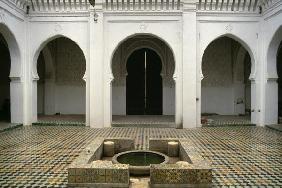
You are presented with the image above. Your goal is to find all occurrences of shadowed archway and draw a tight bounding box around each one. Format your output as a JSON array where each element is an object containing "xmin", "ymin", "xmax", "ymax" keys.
[
  {"xmin": 36, "ymin": 37, "xmax": 86, "ymax": 125},
  {"xmin": 111, "ymin": 34, "xmax": 175, "ymax": 127},
  {"xmin": 201, "ymin": 36, "xmax": 252, "ymax": 126},
  {"xmin": 0, "ymin": 33, "xmax": 11, "ymax": 122}
]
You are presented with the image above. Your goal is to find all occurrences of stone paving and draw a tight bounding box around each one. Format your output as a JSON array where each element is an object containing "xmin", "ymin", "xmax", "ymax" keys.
[{"xmin": 0, "ymin": 126, "xmax": 281, "ymax": 187}]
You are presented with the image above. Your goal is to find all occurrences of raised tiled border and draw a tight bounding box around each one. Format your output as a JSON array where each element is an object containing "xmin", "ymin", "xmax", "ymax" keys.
[
  {"xmin": 266, "ymin": 124, "xmax": 282, "ymax": 132},
  {"xmin": 68, "ymin": 137, "xmax": 135, "ymax": 187},
  {"xmin": 149, "ymin": 139, "xmax": 212, "ymax": 187},
  {"xmin": 33, "ymin": 122, "xmax": 85, "ymax": 126},
  {"xmin": 0, "ymin": 124, "xmax": 22, "ymax": 133}
]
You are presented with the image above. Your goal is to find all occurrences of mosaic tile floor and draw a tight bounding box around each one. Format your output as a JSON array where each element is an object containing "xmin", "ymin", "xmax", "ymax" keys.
[{"xmin": 0, "ymin": 126, "xmax": 281, "ymax": 187}]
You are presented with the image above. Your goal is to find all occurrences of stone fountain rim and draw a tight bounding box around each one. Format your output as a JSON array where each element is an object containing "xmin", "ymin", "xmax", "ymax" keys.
[{"xmin": 112, "ymin": 150, "xmax": 169, "ymax": 175}]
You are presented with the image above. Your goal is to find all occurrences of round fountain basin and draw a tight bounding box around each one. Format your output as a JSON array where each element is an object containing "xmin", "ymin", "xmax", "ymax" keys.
[{"xmin": 112, "ymin": 150, "xmax": 169, "ymax": 176}]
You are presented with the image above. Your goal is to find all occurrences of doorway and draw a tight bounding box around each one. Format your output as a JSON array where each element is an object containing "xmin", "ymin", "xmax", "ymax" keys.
[{"xmin": 126, "ymin": 48, "xmax": 162, "ymax": 115}]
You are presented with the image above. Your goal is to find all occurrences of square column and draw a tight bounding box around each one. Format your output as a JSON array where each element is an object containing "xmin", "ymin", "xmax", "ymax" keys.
[
  {"xmin": 264, "ymin": 78, "xmax": 278, "ymax": 124},
  {"xmin": 182, "ymin": 0, "xmax": 197, "ymax": 128},
  {"xmin": 89, "ymin": 5, "xmax": 105, "ymax": 128},
  {"xmin": 10, "ymin": 77, "xmax": 23, "ymax": 123}
]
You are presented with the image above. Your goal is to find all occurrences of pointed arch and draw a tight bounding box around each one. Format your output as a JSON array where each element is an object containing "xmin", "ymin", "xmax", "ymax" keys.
[
  {"xmin": 0, "ymin": 23, "xmax": 21, "ymax": 78},
  {"xmin": 201, "ymin": 33, "xmax": 256, "ymax": 80},
  {"xmin": 267, "ymin": 25, "xmax": 282, "ymax": 79},
  {"xmin": 32, "ymin": 34, "xmax": 86, "ymax": 80}
]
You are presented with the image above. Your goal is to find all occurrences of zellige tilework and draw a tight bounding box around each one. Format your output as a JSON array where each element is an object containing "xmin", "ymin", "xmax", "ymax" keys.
[{"xmin": 0, "ymin": 126, "xmax": 281, "ymax": 187}]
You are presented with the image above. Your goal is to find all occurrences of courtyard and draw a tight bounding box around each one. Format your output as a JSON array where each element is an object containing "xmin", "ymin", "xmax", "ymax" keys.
[{"xmin": 0, "ymin": 125, "xmax": 281, "ymax": 187}]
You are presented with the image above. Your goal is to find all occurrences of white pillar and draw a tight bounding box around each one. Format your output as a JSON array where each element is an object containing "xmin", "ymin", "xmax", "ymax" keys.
[
  {"xmin": 89, "ymin": 5, "xmax": 104, "ymax": 128},
  {"xmin": 174, "ymin": 67, "xmax": 182, "ymax": 128},
  {"xmin": 32, "ymin": 79, "xmax": 38, "ymax": 123},
  {"xmin": 250, "ymin": 79, "xmax": 258, "ymax": 124},
  {"xmin": 112, "ymin": 76, "xmax": 126, "ymax": 115},
  {"xmin": 23, "ymin": 19, "xmax": 34, "ymax": 126},
  {"xmin": 84, "ymin": 75, "xmax": 90, "ymax": 126},
  {"xmin": 10, "ymin": 77, "xmax": 23, "ymax": 123},
  {"xmin": 182, "ymin": 0, "xmax": 197, "ymax": 128},
  {"xmin": 264, "ymin": 78, "xmax": 278, "ymax": 124},
  {"xmin": 196, "ymin": 34, "xmax": 202, "ymax": 127}
]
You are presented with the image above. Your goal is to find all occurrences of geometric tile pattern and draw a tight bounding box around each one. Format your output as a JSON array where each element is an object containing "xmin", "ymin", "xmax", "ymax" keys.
[{"xmin": 0, "ymin": 126, "xmax": 281, "ymax": 187}]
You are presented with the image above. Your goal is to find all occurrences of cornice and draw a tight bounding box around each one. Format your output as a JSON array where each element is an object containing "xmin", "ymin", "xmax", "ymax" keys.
[
  {"xmin": 0, "ymin": 0, "xmax": 26, "ymax": 21},
  {"xmin": 196, "ymin": 11, "xmax": 260, "ymax": 17},
  {"xmin": 262, "ymin": 1, "xmax": 282, "ymax": 21},
  {"xmin": 28, "ymin": 11, "xmax": 90, "ymax": 18},
  {"xmin": 103, "ymin": 10, "xmax": 182, "ymax": 16}
]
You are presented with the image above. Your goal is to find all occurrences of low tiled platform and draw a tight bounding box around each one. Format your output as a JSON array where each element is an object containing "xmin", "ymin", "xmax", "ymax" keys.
[
  {"xmin": 36, "ymin": 114, "xmax": 85, "ymax": 126},
  {"xmin": 266, "ymin": 124, "xmax": 282, "ymax": 132},
  {"xmin": 0, "ymin": 126, "xmax": 281, "ymax": 187},
  {"xmin": 201, "ymin": 115, "xmax": 253, "ymax": 127},
  {"xmin": 0, "ymin": 121, "xmax": 21, "ymax": 132},
  {"xmin": 112, "ymin": 115, "xmax": 175, "ymax": 128}
]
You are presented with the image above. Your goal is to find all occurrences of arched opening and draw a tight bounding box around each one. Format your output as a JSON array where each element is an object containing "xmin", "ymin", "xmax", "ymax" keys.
[
  {"xmin": 36, "ymin": 37, "xmax": 86, "ymax": 125},
  {"xmin": 277, "ymin": 42, "xmax": 282, "ymax": 122},
  {"xmin": 201, "ymin": 36, "xmax": 252, "ymax": 126},
  {"xmin": 111, "ymin": 35, "xmax": 175, "ymax": 126},
  {"xmin": 0, "ymin": 24, "xmax": 22, "ymax": 125},
  {"xmin": 126, "ymin": 48, "xmax": 162, "ymax": 115},
  {"xmin": 265, "ymin": 26, "xmax": 282, "ymax": 125},
  {"xmin": 0, "ymin": 33, "xmax": 11, "ymax": 124}
]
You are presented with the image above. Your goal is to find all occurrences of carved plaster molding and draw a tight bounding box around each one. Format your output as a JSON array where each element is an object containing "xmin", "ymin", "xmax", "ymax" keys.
[
  {"xmin": 0, "ymin": 9, "xmax": 6, "ymax": 23},
  {"xmin": 54, "ymin": 23, "xmax": 63, "ymax": 33},
  {"xmin": 139, "ymin": 23, "xmax": 148, "ymax": 32},
  {"xmin": 225, "ymin": 24, "xmax": 233, "ymax": 32}
]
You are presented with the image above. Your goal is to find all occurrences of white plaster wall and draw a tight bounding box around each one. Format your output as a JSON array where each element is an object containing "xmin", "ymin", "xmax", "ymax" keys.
[
  {"xmin": 163, "ymin": 86, "xmax": 175, "ymax": 115},
  {"xmin": 28, "ymin": 18, "xmax": 89, "ymax": 122},
  {"xmin": 197, "ymin": 16, "xmax": 259, "ymax": 124},
  {"xmin": 112, "ymin": 86, "xmax": 126, "ymax": 115},
  {"xmin": 201, "ymin": 86, "xmax": 234, "ymax": 114},
  {"xmin": 55, "ymin": 85, "xmax": 86, "ymax": 114}
]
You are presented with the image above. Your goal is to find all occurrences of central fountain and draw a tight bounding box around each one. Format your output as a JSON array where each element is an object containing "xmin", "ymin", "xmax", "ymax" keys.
[{"xmin": 112, "ymin": 150, "xmax": 169, "ymax": 175}]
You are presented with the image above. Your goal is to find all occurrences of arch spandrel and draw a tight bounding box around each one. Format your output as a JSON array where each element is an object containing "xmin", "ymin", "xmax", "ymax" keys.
[
  {"xmin": 267, "ymin": 25, "xmax": 282, "ymax": 79},
  {"xmin": 200, "ymin": 33, "xmax": 256, "ymax": 81},
  {"xmin": 109, "ymin": 33, "xmax": 178, "ymax": 80},
  {"xmin": 32, "ymin": 34, "xmax": 87, "ymax": 80},
  {"xmin": 0, "ymin": 23, "xmax": 21, "ymax": 79},
  {"xmin": 111, "ymin": 34, "xmax": 176, "ymax": 87}
]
